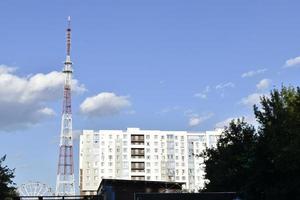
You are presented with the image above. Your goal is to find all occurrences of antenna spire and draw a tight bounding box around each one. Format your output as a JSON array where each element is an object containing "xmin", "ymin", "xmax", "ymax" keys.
[
  {"xmin": 66, "ymin": 16, "xmax": 71, "ymax": 56},
  {"xmin": 56, "ymin": 16, "xmax": 75, "ymax": 196}
]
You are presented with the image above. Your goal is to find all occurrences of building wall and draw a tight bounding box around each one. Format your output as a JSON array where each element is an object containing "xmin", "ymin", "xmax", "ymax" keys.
[{"xmin": 79, "ymin": 128, "xmax": 222, "ymax": 195}]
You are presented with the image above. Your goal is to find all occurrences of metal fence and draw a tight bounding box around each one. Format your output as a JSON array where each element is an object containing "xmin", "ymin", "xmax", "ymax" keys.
[{"xmin": 7, "ymin": 196, "xmax": 102, "ymax": 200}]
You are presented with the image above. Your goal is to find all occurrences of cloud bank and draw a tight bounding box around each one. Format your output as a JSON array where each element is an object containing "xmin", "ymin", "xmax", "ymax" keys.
[{"xmin": 0, "ymin": 65, "xmax": 85, "ymax": 131}]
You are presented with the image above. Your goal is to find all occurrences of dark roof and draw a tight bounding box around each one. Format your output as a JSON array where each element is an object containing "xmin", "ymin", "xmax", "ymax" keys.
[{"xmin": 97, "ymin": 179, "xmax": 184, "ymax": 193}]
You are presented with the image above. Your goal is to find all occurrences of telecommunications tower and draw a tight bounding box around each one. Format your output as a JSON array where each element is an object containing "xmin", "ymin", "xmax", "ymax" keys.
[{"xmin": 55, "ymin": 16, "xmax": 75, "ymax": 196}]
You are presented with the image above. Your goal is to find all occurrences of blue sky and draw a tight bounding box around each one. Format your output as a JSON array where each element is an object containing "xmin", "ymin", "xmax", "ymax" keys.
[{"xmin": 0, "ymin": 0, "xmax": 300, "ymax": 193}]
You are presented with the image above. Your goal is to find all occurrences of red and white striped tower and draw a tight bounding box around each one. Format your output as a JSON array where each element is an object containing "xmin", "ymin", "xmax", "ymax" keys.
[{"xmin": 55, "ymin": 16, "xmax": 75, "ymax": 196}]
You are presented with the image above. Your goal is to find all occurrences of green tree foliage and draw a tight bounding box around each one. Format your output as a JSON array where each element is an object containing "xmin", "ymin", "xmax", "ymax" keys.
[
  {"xmin": 201, "ymin": 119, "xmax": 257, "ymax": 194},
  {"xmin": 253, "ymin": 87, "xmax": 300, "ymax": 199},
  {"xmin": 0, "ymin": 155, "xmax": 17, "ymax": 199},
  {"xmin": 201, "ymin": 86, "xmax": 300, "ymax": 200}
]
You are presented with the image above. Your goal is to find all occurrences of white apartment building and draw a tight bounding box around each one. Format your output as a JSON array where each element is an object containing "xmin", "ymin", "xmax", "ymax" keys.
[{"xmin": 79, "ymin": 128, "xmax": 222, "ymax": 195}]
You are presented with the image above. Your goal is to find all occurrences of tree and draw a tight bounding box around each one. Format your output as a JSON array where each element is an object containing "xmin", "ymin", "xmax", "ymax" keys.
[
  {"xmin": 0, "ymin": 155, "xmax": 17, "ymax": 199},
  {"xmin": 201, "ymin": 86, "xmax": 300, "ymax": 200},
  {"xmin": 201, "ymin": 119, "xmax": 257, "ymax": 195},
  {"xmin": 253, "ymin": 86, "xmax": 300, "ymax": 199}
]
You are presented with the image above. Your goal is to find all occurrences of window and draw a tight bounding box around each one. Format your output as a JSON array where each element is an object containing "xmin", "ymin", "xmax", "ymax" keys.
[
  {"xmin": 131, "ymin": 176, "xmax": 145, "ymax": 180},
  {"xmin": 123, "ymin": 161, "xmax": 129, "ymax": 168},
  {"xmin": 131, "ymin": 148, "xmax": 145, "ymax": 158},
  {"xmin": 131, "ymin": 162, "xmax": 145, "ymax": 169},
  {"xmin": 131, "ymin": 135, "xmax": 144, "ymax": 145},
  {"xmin": 154, "ymin": 135, "xmax": 158, "ymax": 139}
]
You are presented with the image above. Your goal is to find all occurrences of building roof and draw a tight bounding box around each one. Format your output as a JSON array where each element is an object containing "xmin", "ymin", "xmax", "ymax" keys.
[{"xmin": 97, "ymin": 179, "xmax": 184, "ymax": 193}]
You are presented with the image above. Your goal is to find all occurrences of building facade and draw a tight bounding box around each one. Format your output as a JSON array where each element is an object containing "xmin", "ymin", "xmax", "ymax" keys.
[{"xmin": 79, "ymin": 128, "xmax": 222, "ymax": 195}]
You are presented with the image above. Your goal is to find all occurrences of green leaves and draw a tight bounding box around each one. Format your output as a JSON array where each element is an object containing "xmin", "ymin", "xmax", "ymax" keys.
[
  {"xmin": 0, "ymin": 155, "xmax": 17, "ymax": 199},
  {"xmin": 202, "ymin": 86, "xmax": 300, "ymax": 200}
]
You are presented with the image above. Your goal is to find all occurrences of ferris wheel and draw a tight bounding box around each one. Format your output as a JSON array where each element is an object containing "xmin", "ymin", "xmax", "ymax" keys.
[{"xmin": 17, "ymin": 181, "xmax": 54, "ymax": 197}]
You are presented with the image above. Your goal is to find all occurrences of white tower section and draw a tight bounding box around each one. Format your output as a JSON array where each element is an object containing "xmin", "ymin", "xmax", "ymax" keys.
[{"xmin": 55, "ymin": 16, "xmax": 75, "ymax": 196}]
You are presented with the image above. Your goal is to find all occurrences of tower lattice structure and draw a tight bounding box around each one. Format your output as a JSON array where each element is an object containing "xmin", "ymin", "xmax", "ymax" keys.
[{"xmin": 55, "ymin": 16, "xmax": 75, "ymax": 196}]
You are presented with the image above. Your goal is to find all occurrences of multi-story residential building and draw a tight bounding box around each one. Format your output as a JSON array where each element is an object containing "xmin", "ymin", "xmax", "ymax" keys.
[{"xmin": 79, "ymin": 128, "xmax": 222, "ymax": 195}]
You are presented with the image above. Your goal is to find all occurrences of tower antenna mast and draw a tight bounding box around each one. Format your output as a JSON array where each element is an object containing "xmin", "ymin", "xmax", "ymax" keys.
[{"xmin": 55, "ymin": 16, "xmax": 75, "ymax": 196}]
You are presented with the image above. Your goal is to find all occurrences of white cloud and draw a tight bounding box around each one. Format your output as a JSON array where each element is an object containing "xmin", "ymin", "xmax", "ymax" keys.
[
  {"xmin": 37, "ymin": 107, "xmax": 56, "ymax": 116},
  {"xmin": 0, "ymin": 65, "xmax": 86, "ymax": 131},
  {"xmin": 215, "ymin": 117, "xmax": 237, "ymax": 128},
  {"xmin": 80, "ymin": 92, "xmax": 131, "ymax": 117},
  {"xmin": 241, "ymin": 68, "xmax": 267, "ymax": 78},
  {"xmin": 240, "ymin": 93, "xmax": 264, "ymax": 106},
  {"xmin": 188, "ymin": 113, "xmax": 214, "ymax": 127},
  {"xmin": 158, "ymin": 106, "xmax": 180, "ymax": 115},
  {"xmin": 215, "ymin": 82, "xmax": 235, "ymax": 90},
  {"xmin": 0, "ymin": 65, "xmax": 17, "ymax": 74},
  {"xmin": 256, "ymin": 79, "xmax": 271, "ymax": 90},
  {"xmin": 215, "ymin": 115, "xmax": 257, "ymax": 128},
  {"xmin": 284, "ymin": 56, "xmax": 300, "ymax": 68},
  {"xmin": 194, "ymin": 86, "xmax": 210, "ymax": 99},
  {"xmin": 194, "ymin": 93, "xmax": 207, "ymax": 99}
]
